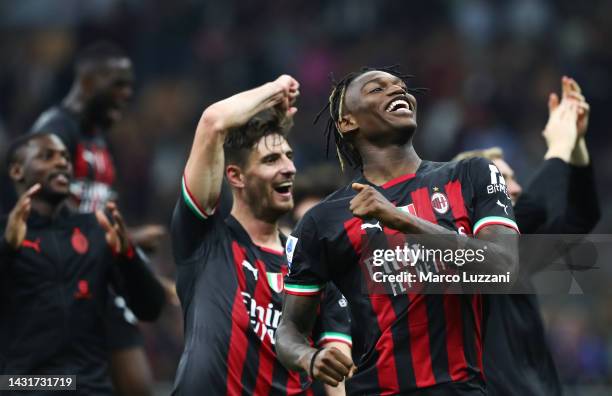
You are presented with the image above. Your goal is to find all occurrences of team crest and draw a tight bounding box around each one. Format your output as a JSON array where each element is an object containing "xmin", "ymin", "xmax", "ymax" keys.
[
  {"xmin": 430, "ymin": 192, "xmax": 449, "ymax": 214},
  {"xmin": 266, "ymin": 272, "xmax": 284, "ymax": 293},
  {"xmin": 71, "ymin": 227, "xmax": 89, "ymax": 254}
]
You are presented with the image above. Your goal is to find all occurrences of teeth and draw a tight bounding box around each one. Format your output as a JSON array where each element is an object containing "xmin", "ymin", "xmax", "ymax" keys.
[
  {"xmin": 277, "ymin": 182, "xmax": 292, "ymax": 188},
  {"xmin": 386, "ymin": 99, "xmax": 410, "ymax": 112}
]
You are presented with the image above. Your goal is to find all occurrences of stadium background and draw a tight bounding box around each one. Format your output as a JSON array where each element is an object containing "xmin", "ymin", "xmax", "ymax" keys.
[{"xmin": 1, "ymin": 0, "xmax": 611, "ymax": 394}]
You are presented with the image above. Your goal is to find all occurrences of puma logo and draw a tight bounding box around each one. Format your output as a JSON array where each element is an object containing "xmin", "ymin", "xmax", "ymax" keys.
[
  {"xmin": 361, "ymin": 222, "xmax": 383, "ymax": 232},
  {"xmin": 496, "ymin": 200, "xmax": 509, "ymax": 215},
  {"xmin": 22, "ymin": 238, "xmax": 41, "ymax": 253},
  {"xmin": 242, "ymin": 260, "xmax": 258, "ymax": 280}
]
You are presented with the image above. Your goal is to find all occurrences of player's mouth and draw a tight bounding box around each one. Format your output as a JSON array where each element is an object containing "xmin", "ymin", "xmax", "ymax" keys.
[
  {"xmin": 384, "ymin": 95, "xmax": 414, "ymax": 116},
  {"xmin": 273, "ymin": 181, "xmax": 293, "ymax": 199},
  {"xmin": 48, "ymin": 171, "xmax": 71, "ymax": 188}
]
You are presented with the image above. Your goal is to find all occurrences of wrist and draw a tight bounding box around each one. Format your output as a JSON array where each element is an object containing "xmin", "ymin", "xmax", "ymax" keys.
[
  {"xmin": 544, "ymin": 144, "xmax": 573, "ymax": 163},
  {"xmin": 298, "ymin": 348, "xmax": 318, "ymax": 373},
  {"xmin": 569, "ymin": 138, "xmax": 590, "ymax": 166}
]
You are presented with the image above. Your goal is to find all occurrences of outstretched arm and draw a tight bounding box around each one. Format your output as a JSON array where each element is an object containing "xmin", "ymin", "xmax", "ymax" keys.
[{"xmin": 184, "ymin": 75, "xmax": 299, "ymax": 213}]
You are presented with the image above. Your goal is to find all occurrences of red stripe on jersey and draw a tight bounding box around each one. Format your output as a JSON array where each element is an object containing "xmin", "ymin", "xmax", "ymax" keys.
[
  {"xmin": 407, "ymin": 189, "xmax": 437, "ymax": 387},
  {"xmin": 252, "ymin": 258, "xmax": 276, "ymax": 395},
  {"xmin": 369, "ymin": 295, "xmax": 400, "ymax": 395},
  {"xmin": 410, "ymin": 187, "xmax": 437, "ymax": 223},
  {"xmin": 344, "ymin": 217, "xmax": 364, "ymax": 255},
  {"xmin": 471, "ymin": 295, "xmax": 485, "ymax": 378},
  {"xmin": 381, "ymin": 173, "xmax": 417, "ymax": 189},
  {"xmin": 444, "ymin": 180, "xmax": 473, "ymax": 235},
  {"xmin": 74, "ymin": 144, "xmax": 88, "ymax": 179},
  {"xmin": 286, "ymin": 371, "xmax": 305, "ymax": 395},
  {"xmin": 226, "ymin": 242, "xmax": 250, "ymax": 395},
  {"xmin": 443, "ymin": 295, "xmax": 469, "ymax": 382},
  {"xmin": 407, "ymin": 293, "xmax": 436, "ymax": 388}
]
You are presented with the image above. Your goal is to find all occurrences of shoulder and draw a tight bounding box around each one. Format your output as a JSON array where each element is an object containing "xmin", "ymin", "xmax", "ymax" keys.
[{"xmin": 30, "ymin": 106, "xmax": 79, "ymax": 137}]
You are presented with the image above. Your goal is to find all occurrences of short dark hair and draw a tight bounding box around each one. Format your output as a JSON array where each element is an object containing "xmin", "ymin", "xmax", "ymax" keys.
[
  {"xmin": 75, "ymin": 41, "xmax": 128, "ymax": 73},
  {"xmin": 315, "ymin": 65, "xmax": 426, "ymax": 171},
  {"xmin": 223, "ymin": 108, "xmax": 293, "ymax": 167},
  {"xmin": 5, "ymin": 133, "xmax": 53, "ymax": 170}
]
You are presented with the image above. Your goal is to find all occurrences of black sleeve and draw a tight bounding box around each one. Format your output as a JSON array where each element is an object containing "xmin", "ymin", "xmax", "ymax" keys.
[
  {"xmin": 466, "ymin": 157, "xmax": 520, "ymax": 235},
  {"xmin": 0, "ymin": 236, "xmax": 17, "ymax": 271},
  {"xmin": 311, "ymin": 284, "xmax": 352, "ymax": 348},
  {"xmin": 283, "ymin": 210, "xmax": 330, "ymax": 296},
  {"xmin": 515, "ymin": 159, "xmax": 600, "ymax": 234},
  {"xmin": 170, "ymin": 174, "xmax": 223, "ymax": 264},
  {"xmin": 111, "ymin": 246, "xmax": 166, "ymax": 322}
]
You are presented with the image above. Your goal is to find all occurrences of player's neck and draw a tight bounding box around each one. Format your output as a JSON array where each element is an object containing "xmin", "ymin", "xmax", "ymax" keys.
[
  {"xmin": 230, "ymin": 202, "xmax": 282, "ymax": 250},
  {"xmin": 361, "ymin": 144, "xmax": 421, "ymax": 186},
  {"xmin": 30, "ymin": 197, "xmax": 66, "ymax": 219}
]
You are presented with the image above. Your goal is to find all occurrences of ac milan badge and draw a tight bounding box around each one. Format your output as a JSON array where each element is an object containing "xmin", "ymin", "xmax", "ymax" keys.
[
  {"xmin": 71, "ymin": 227, "xmax": 89, "ymax": 254},
  {"xmin": 431, "ymin": 192, "xmax": 449, "ymax": 214}
]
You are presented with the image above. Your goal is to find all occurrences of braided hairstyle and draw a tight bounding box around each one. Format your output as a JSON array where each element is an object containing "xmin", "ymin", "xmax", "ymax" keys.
[{"xmin": 314, "ymin": 66, "xmax": 426, "ymax": 171}]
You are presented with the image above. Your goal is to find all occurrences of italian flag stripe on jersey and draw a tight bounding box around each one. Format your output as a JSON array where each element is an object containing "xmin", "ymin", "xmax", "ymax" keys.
[
  {"xmin": 283, "ymin": 283, "xmax": 323, "ymax": 295},
  {"xmin": 473, "ymin": 216, "xmax": 519, "ymax": 235},
  {"xmin": 181, "ymin": 173, "xmax": 214, "ymax": 221},
  {"xmin": 318, "ymin": 332, "xmax": 353, "ymax": 347}
]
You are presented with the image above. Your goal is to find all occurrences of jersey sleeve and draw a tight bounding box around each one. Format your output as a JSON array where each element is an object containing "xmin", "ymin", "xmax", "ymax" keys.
[
  {"xmin": 170, "ymin": 173, "xmax": 222, "ymax": 264},
  {"xmin": 312, "ymin": 284, "xmax": 352, "ymax": 348},
  {"xmin": 466, "ymin": 157, "xmax": 520, "ymax": 235},
  {"xmin": 283, "ymin": 210, "xmax": 330, "ymax": 296}
]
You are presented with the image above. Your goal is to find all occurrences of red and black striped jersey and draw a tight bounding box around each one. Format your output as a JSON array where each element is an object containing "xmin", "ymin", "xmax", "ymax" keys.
[
  {"xmin": 170, "ymin": 175, "xmax": 352, "ymax": 396},
  {"xmin": 285, "ymin": 158, "xmax": 519, "ymax": 395},
  {"xmin": 30, "ymin": 106, "xmax": 117, "ymax": 213}
]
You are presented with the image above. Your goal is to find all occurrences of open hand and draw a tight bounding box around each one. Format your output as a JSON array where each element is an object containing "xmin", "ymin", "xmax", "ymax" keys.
[
  {"xmin": 4, "ymin": 183, "xmax": 41, "ymax": 249},
  {"xmin": 96, "ymin": 202, "xmax": 131, "ymax": 256}
]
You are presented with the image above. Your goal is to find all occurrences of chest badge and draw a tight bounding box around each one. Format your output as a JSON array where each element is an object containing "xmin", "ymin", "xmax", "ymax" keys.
[
  {"xmin": 431, "ymin": 191, "xmax": 449, "ymax": 214},
  {"xmin": 266, "ymin": 272, "xmax": 284, "ymax": 294},
  {"xmin": 71, "ymin": 227, "xmax": 89, "ymax": 254},
  {"xmin": 74, "ymin": 279, "xmax": 93, "ymax": 299}
]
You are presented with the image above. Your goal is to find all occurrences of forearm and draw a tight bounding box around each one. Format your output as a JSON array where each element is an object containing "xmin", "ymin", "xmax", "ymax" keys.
[
  {"xmin": 113, "ymin": 247, "xmax": 166, "ymax": 321},
  {"xmin": 184, "ymin": 81, "xmax": 285, "ymax": 210},
  {"xmin": 276, "ymin": 319, "xmax": 318, "ymax": 373},
  {"xmin": 569, "ymin": 137, "xmax": 589, "ymax": 166}
]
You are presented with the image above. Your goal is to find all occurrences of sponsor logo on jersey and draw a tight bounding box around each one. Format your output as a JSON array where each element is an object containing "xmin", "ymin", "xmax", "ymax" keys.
[
  {"xmin": 285, "ymin": 235, "xmax": 298, "ymax": 266},
  {"xmin": 431, "ymin": 192, "xmax": 449, "ymax": 214},
  {"xmin": 487, "ymin": 164, "xmax": 510, "ymax": 199},
  {"xmin": 242, "ymin": 291, "xmax": 282, "ymax": 345}
]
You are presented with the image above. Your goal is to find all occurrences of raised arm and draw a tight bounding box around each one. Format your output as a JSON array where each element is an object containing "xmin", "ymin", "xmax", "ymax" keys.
[{"xmin": 184, "ymin": 75, "xmax": 299, "ymax": 213}]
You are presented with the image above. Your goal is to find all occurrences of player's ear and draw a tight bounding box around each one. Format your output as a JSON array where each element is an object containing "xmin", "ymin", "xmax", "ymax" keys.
[
  {"xmin": 8, "ymin": 162, "xmax": 24, "ymax": 183},
  {"xmin": 226, "ymin": 165, "xmax": 245, "ymax": 189},
  {"xmin": 337, "ymin": 113, "xmax": 358, "ymax": 136}
]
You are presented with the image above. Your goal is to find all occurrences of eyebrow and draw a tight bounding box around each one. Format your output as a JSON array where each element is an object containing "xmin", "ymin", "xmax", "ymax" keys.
[{"xmin": 362, "ymin": 76, "xmax": 406, "ymax": 88}]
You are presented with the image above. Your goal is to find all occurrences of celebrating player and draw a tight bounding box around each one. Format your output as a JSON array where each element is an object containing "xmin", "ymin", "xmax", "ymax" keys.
[
  {"xmin": 454, "ymin": 76, "xmax": 599, "ymax": 396},
  {"xmin": 170, "ymin": 75, "xmax": 351, "ymax": 395},
  {"xmin": 276, "ymin": 67, "xmax": 520, "ymax": 395},
  {"xmin": 29, "ymin": 42, "xmax": 168, "ymax": 396},
  {"xmin": 0, "ymin": 133, "xmax": 164, "ymax": 395}
]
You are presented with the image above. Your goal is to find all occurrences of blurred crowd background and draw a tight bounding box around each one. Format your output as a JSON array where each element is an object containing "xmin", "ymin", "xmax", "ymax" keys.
[{"xmin": 1, "ymin": 0, "xmax": 612, "ymax": 394}]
